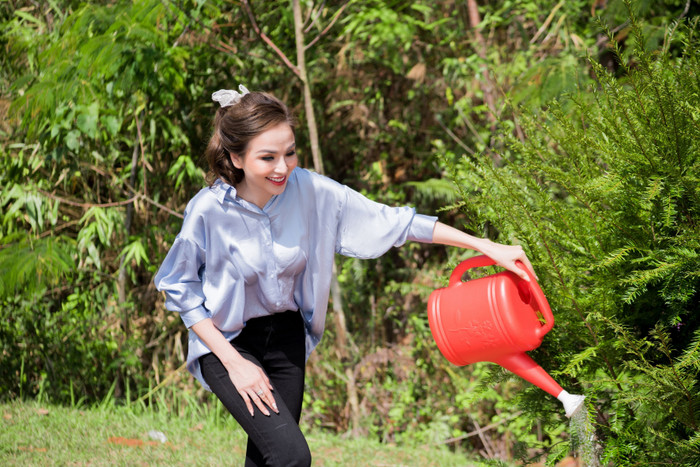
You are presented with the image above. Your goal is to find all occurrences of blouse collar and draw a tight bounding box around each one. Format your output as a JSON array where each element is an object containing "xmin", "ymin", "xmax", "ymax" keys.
[
  {"xmin": 210, "ymin": 170, "xmax": 295, "ymax": 211},
  {"xmin": 211, "ymin": 178, "xmax": 237, "ymax": 205}
]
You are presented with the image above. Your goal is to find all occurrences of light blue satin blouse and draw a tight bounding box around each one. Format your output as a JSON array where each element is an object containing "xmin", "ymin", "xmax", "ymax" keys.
[{"xmin": 154, "ymin": 167, "xmax": 437, "ymax": 390}]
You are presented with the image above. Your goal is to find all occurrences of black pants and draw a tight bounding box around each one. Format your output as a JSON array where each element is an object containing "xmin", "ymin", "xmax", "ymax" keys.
[{"xmin": 199, "ymin": 310, "xmax": 311, "ymax": 467}]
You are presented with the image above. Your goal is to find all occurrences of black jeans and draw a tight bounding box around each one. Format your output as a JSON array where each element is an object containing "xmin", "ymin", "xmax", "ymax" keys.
[{"xmin": 199, "ymin": 310, "xmax": 311, "ymax": 467}]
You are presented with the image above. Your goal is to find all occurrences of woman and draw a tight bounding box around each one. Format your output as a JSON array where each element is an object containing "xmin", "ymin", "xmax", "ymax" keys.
[{"xmin": 154, "ymin": 85, "xmax": 535, "ymax": 466}]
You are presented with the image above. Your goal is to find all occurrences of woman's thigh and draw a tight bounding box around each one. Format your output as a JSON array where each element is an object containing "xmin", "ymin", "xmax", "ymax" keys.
[
  {"xmin": 199, "ymin": 311, "xmax": 310, "ymax": 466},
  {"xmin": 199, "ymin": 350, "xmax": 310, "ymax": 466},
  {"xmin": 255, "ymin": 310, "xmax": 306, "ymax": 422}
]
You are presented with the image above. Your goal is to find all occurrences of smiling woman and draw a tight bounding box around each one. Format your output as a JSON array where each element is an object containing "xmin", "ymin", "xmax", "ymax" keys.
[
  {"xmin": 229, "ymin": 122, "xmax": 298, "ymax": 209},
  {"xmin": 204, "ymin": 87, "xmax": 297, "ymax": 190},
  {"xmin": 154, "ymin": 85, "xmax": 535, "ymax": 467}
]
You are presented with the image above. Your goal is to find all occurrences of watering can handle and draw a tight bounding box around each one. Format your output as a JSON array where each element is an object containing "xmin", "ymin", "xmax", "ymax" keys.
[
  {"xmin": 448, "ymin": 255, "xmax": 498, "ymax": 286},
  {"xmin": 515, "ymin": 260, "xmax": 555, "ymax": 338},
  {"xmin": 448, "ymin": 255, "xmax": 554, "ymax": 338}
]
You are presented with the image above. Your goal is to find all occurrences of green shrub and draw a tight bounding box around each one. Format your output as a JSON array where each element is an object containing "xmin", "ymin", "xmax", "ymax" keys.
[{"xmin": 447, "ymin": 7, "xmax": 699, "ymax": 464}]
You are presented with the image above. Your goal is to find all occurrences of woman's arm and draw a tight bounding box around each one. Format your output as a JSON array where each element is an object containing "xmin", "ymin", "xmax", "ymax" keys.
[
  {"xmin": 191, "ymin": 318, "xmax": 278, "ymax": 416},
  {"xmin": 431, "ymin": 222, "xmax": 536, "ymax": 282}
]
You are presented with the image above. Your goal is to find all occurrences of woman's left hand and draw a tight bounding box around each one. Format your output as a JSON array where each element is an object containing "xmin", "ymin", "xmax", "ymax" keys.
[
  {"xmin": 432, "ymin": 222, "xmax": 538, "ymax": 282},
  {"xmin": 478, "ymin": 242, "xmax": 537, "ymax": 282}
]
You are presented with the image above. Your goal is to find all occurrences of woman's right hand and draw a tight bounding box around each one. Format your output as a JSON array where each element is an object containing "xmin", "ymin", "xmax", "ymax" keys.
[
  {"xmin": 223, "ymin": 356, "xmax": 278, "ymax": 417},
  {"xmin": 190, "ymin": 318, "xmax": 279, "ymax": 417}
]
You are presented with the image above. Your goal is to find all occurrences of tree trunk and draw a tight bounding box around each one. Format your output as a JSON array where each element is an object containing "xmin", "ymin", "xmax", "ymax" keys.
[
  {"xmin": 115, "ymin": 113, "xmax": 142, "ymax": 399},
  {"xmin": 292, "ymin": 0, "xmax": 359, "ymax": 434},
  {"xmin": 292, "ymin": 0, "xmax": 324, "ymax": 175},
  {"xmin": 465, "ymin": 0, "xmax": 498, "ymax": 124},
  {"xmin": 462, "ymin": 0, "xmax": 502, "ymax": 164},
  {"xmin": 117, "ymin": 117, "xmax": 142, "ymax": 332}
]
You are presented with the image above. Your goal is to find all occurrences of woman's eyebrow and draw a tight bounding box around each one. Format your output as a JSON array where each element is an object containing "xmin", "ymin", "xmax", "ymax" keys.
[{"xmin": 255, "ymin": 142, "xmax": 295, "ymax": 154}]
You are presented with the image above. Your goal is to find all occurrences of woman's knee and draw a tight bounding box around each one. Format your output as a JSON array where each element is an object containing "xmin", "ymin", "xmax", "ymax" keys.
[
  {"xmin": 247, "ymin": 421, "xmax": 311, "ymax": 467},
  {"xmin": 278, "ymin": 439, "xmax": 311, "ymax": 467},
  {"xmin": 287, "ymin": 439, "xmax": 312, "ymax": 467},
  {"xmin": 264, "ymin": 434, "xmax": 311, "ymax": 467}
]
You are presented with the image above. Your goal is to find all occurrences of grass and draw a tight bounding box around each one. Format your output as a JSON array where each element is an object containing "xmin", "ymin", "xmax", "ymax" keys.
[{"xmin": 0, "ymin": 399, "xmax": 484, "ymax": 466}]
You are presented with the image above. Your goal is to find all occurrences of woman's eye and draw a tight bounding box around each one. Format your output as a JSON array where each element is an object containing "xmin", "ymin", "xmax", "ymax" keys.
[
  {"xmin": 262, "ymin": 156, "xmax": 274, "ymax": 161},
  {"xmin": 286, "ymin": 151, "xmax": 296, "ymax": 157}
]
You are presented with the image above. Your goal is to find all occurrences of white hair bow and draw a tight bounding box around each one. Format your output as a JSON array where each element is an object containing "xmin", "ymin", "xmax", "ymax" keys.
[{"xmin": 212, "ymin": 85, "xmax": 250, "ymax": 108}]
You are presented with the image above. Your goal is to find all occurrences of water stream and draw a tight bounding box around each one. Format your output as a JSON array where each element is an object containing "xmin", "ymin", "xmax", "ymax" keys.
[{"xmin": 568, "ymin": 405, "xmax": 602, "ymax": 467}]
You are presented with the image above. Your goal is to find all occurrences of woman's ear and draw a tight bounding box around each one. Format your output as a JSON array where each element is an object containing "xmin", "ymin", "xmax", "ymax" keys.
[{"xmin": 229, "ymin": 152, "xmax": 243, "ymax": 169}]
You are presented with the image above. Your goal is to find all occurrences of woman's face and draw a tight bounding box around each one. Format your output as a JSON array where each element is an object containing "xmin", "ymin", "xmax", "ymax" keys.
[{"xmin": 230, "ymin": 122, "xmax": 297, "ymax": 209}]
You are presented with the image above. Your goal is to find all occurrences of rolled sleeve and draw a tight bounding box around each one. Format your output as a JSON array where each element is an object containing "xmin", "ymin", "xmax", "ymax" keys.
[
  {"xmin": 179, "ymin": 305, "xmax": 211, "ymax": 328},
  {"xmin": 154, "ymin": 236, "xmax": 208, "ymax": 326},
  {"xmin": 407, "ymin": 213, "xmax": 437, "ymax": 243}
]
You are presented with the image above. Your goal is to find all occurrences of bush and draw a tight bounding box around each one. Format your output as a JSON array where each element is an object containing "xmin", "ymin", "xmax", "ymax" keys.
[{"xmin": 447, "ymin": 9, "xmax": 700, "ymax": 464}]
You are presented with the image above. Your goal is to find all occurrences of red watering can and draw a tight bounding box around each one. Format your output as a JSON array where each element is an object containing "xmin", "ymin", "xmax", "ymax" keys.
[{"xmin": 428, "ymin": 255, "xmax": 585, "ymax": 417}]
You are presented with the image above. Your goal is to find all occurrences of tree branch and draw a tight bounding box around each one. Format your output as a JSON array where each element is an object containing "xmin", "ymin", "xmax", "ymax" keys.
[
  {"xmin": 303, "ymin": 0, "xmax": 325, "ymax": 33},
  {"xmin": 37, "ymin": 187, "xmax": 184, "ymax": 220},
  {"xmin": 304, "ymin": 1, "xmax": 350, "ymax": 51},
  {"xmin": 436, "ymin": 115, "xmax": 475, "ymax": 156},
  {"xmin": 214, "ymin": 39, "xmax": 238, "ymax": 55},
  {"xmin": 133, "ymin": 191, "xmax": 184, "ymax": 219},
  {"xmin": 37, "ymin": 189, "xmax": 138, "ymax": 208},
  {"xmin": 663, "ymin": 0, "xmax": 691, "ymax": 54},
  {"xmin": 241, "ymin": 0, "xmax": 301, "ymax": 78}
]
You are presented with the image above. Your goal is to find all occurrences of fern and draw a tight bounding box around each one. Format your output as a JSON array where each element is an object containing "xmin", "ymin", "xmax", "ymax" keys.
[
  {"xmin": 0, "ymin": 234, "xmax": 75, "ymax": 298},
  {"xmin": 445, "ymin": 6, "xmax": 700, "ymax": 463}
]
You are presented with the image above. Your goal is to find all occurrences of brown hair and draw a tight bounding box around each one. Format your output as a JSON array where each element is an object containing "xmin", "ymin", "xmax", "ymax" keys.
[{"xmin": 205, "ymin": 91, "xmax": 295, "ymax": 186}]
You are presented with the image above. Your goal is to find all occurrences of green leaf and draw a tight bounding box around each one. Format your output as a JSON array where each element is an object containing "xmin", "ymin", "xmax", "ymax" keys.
[
  {"xmin": 0, "ymin": 235, "xmax": 76, "ymax": 298},
  {"xmin": 76, "ymin": 102, "xmax": 99, "ymax": 139},
  {"xmin": 101, "ymin": 115, "xmax": 121, "ymax": 137},
  {"xmin": 65, "ymin": 130, "xmax": 80, "ymax": 151},
  {"xmin": 119, "ymin": 238, "xmax": 149, "ymax": 267}
]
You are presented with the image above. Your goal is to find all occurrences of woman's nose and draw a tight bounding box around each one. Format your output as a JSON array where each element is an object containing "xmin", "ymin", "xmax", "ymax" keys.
[{"xmin": 274, "ymin": 156, "xmax": 288, "ymax": 172}]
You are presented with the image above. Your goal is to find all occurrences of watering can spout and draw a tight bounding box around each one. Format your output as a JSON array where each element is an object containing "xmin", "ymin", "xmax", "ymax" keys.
[
  {"xmin": 493, "ymin": 353, "xmax": 564, "ymax": 398},
  {"xmin": 557, "ymin": 390, "xmax": 586, "ymax": 418},
  {"xmin": 494, "ymin": 353, "xmax": 586, "ymax": 418}
]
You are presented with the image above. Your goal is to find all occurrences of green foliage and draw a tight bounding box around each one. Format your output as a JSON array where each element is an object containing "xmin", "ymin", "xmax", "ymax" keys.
[
  {"xmin": 0, "ymin": 234, "xmax": 75, "ymax": 297},
  {"xmin": 340, "ymin": 1, "xmax": 442, "ymax": 75},
  {"xmin": 1, "ymin": 280, "xmax": 120, "ymax": 400},
  {"xmin": 1, "ymin": 0, "xmax": 213, "ymax": 403},
  {"xmin": 447, "ymin": 7, "xmax": 699, "ymax": 463},
  {"xmin": 2, "ymin": 0, "xmax": 699, "ymax": 464}
]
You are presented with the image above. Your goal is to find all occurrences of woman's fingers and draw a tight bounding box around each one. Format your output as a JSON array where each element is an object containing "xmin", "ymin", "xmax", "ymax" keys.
[
  {"xmin": 492, "ymin": 245, "xmax": 539, "ymax": 282},
  {"xmin": 227, "ymin": 358, "xmax": 279, "ymax": 417},
  {"xmin": 239, "ymin": 391, "xmax": 255, "ymax": 417},
  {"xmin": 253, "ymin": 369, "xmax": 279, "ymax": 414},
  {"xmin": 520, "ymin": 256, "xmax": 539, "ymax": 281},
  {"xmin": 248, "ymin": 388, "xmax": 271, "ymax": 417},
  {"xmin": 506, "ymin": 246, "xmax": 536, "ymax": 282},
  {"xmin": 260, "ymin": 386, "xmax": 279, "ymax": 413},
  {"xmin": 240, "ymin": 371, "xmax": 278, "ymax": 416},
  {"xmin": 246, "ymin": 386, "xmax": 279, "ymax": 416},
  {"xmin": 239, "ymin": 389, "xmax": 272, "ymax": 417},
  {"xmin": 514, "ymin": 248, "xmax": 539, "ymax": 282}
]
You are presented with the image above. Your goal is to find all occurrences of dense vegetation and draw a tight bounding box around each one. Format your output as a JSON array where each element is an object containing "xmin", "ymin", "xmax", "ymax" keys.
[{"xmin": 1, "ymin": 0, "xmax": 698, "ymax": 464}]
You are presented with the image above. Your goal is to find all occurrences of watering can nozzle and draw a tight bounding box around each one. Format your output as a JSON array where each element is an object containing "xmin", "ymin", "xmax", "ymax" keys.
[{"xmin": 557, "ymin": 390, "xmax": 586, "ymax": 418}]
